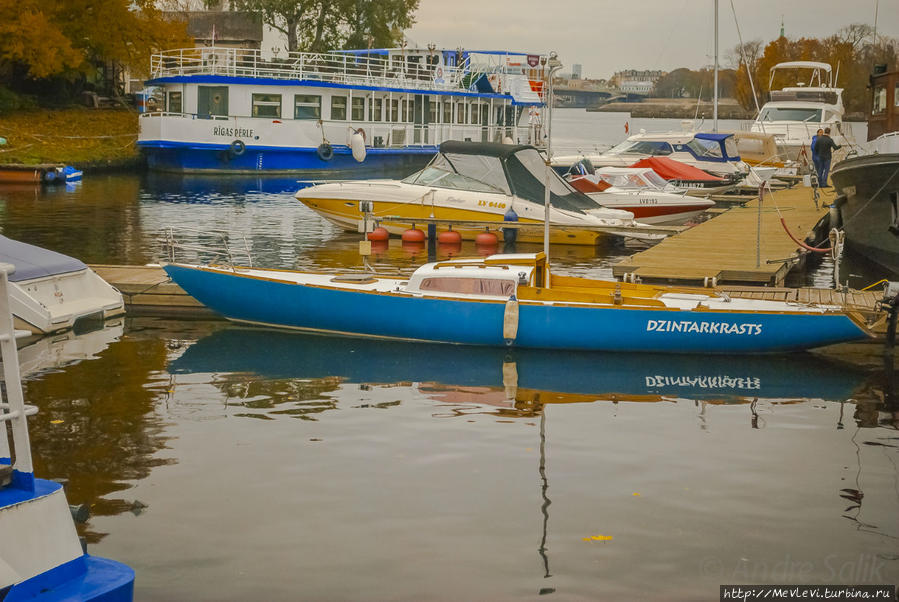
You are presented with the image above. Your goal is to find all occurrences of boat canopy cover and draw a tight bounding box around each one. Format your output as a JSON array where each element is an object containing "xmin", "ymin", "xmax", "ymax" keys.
[
  {"xmin": 0, "ymin": 235, "xmax": 86, "ymax": 282},
  {"xmin": 628, "ymin": 157, "xmax": 724, "ymax": 182},
  {"xmin": 435, "ymin": 142, "xmax": 599, "ymax": 213}
]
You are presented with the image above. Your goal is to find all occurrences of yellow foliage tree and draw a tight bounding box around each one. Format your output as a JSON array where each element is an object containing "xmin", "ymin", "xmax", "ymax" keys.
[{"xmin": 0, "ymin": 0, "xmax": 191, "ymax": 82}]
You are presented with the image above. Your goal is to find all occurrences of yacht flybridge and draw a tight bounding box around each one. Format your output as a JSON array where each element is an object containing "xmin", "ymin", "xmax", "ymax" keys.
[
  {"xmin": 750, "ymin": 61, "xmax": 854, "ymax": 163},
  {"xmin": 138, "ymin": 46, "xmax": 550, "ymax": 174}
]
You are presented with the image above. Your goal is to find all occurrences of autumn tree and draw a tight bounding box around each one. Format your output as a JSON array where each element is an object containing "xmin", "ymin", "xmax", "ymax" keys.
[{"xmin": 0, "ymin": 0, "xmax": 191, "ymax": 89}]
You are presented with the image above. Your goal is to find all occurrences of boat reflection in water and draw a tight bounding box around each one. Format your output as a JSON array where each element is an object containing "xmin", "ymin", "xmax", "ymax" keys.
[{"xmin": 169, "ymin": 327, "xmax": 867, "ymax": 415}]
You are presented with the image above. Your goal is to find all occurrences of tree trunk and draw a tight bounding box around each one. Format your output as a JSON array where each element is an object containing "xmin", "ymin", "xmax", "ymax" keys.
[
  {"xmin": 311, "ymin": 0, "xmax": 330, "ymax": 52},
  {"xmin": 286, "ymin": 14, "xmax": 299, "ymax": 53}
]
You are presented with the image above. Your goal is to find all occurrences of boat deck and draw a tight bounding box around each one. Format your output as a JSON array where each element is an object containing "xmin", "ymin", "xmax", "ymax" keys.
[{"xmin": 612, "ymin": 185, "xmax": 838, "ymax": 286}]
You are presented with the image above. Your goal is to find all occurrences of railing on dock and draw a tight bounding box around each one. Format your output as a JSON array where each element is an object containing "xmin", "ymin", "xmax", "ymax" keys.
[
  {"xmin": 150, "ymin": 48, "xmax": 484, "ymax": 94},
  {"xmin": 160, "ymin": 227, "xmax": 253, "ymax": 270},
  {"xmin": 0, "ymin": 263, "xmax": 38, "ymax": 490}
]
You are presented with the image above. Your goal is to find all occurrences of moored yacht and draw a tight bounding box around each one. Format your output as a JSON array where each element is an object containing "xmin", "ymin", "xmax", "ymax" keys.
[
  {"xmin": 749, "ymin": 61, "xmax": 855, "ymax": 165},
  {"xmin": 296, "ymin": 141, "xmax": 663, "ymax": 245},
  {"xmin": 551, "ymin": 129, "xmax": 748, "ymax": 188},
  {"xmin": 138, "ymin": 46, "xmax": 549, "ymax": 174}
]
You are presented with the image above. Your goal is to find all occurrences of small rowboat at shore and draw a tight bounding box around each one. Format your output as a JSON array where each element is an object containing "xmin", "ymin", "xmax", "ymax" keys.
[{"xmin": 164, "ymin": 252, "xmax": 870, "ymax": 354}]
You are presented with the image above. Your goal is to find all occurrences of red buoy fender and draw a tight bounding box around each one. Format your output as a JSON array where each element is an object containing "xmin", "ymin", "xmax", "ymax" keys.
[
  {"xmin": 401, "ymin": 228, "xmax": 426, "ymax": 243},
  {"xmin": 475, "ymin": 231, "xmax": 499, "ymax": 246},
  {"xmin": 367, "ymin": 227, "xmax": 389, "ymax": 242},
  {"xmin": 437, "ymin": 230, "xmax": 462, "ymax": 244}
]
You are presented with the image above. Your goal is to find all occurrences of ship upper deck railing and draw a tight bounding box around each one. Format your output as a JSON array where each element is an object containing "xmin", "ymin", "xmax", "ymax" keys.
[{"xmin": 149, "ymin": 47, "xmax": 520, "ymax": 94}]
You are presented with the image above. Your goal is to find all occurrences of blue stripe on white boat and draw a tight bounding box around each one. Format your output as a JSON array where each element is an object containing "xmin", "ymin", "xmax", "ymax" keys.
[{"xmin": 146, "ymin": 75, "xmax": 513, "ymax": 100}]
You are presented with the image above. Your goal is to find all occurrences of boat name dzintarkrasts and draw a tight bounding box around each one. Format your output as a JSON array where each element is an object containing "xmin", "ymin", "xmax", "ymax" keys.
[
  {"xmin": 212, "ymin": 126, "xmax": 257, "ymax": 138},
  {"xmin": 646, "ymin": 320, "xmax": 763, "ymax": 336},
  {"xmin": 644, "ymin": 375, "xmax": 762, "ymax": 389}
]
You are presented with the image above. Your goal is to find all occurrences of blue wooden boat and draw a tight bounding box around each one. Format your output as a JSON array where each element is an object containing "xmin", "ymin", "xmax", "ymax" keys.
[{"xmin": 163, "ymin": 252, "xmax": 871, "ymax": 353}]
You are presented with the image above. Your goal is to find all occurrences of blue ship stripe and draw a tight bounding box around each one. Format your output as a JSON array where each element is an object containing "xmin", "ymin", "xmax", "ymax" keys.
[{"xmin": 145, "ymin": 75, "xmax": 514, "ymax": 100}]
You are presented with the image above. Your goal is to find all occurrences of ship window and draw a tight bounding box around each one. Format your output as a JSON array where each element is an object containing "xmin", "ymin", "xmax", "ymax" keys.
[
  {"xmin": 895, "ymin": 83, "xmax": 899, "ymax": 106},
  {"xmin": 390, "ymin": 99, "xmax": 399, "ymax": 122},
  {"xmin": 331, "ymin": 95, "xmax": 347, "ymax": 120},
  {"xmin": 469, "ymin": 101, "xmax": 479, "ymax": 125},
  {"xmin": 685, "ymin": 137, "xmax": 724, "ymax": 159},
  {"xmin": 873, "ymin": 85, "xmax": 887, "ymax": 115},
  {"xmin": 252, "ymin": 93, "xmax": 281, "ymax": 118},
  {"xmin": 457, "ymin": 101, "xmax": 466, "ymax": 124},
  {"xmin": 294, "ymin": 95, "xmax": 321, "ymax": 119},
  {"xmin": 167, "ymin": 91, "xmax": 182, "ymax": 113},
  {"xmin": 419, "ymin": 277, "xmax": 515, "ymax": 297},
  {"xmin": 197, "ymin": 85, "xmax": 229, "ymax": 116},
  {"xmin": 352, "ymin": 97, "xmax": 365, "ymax": 120},
  {"xmin": 443, "ymin": 100, "xmax": 453, "ymax": 123},
  {"xmin": 402, "ymin": 98, "xmax": 413, "ymax": 122},
  {"xmin": 758, "ymin": 107, "xmax": 822, "ymax": 122},
  {"xmin": 429, "ymin": 100, "xmax": 437, "ymax": 123},
  {"xmin": 369, "ymin": 97, "xmax": 382, "ymax": 121},
  {"xmin": 607, "ymin": 139, "xmax": 673, "ymax": 156}
]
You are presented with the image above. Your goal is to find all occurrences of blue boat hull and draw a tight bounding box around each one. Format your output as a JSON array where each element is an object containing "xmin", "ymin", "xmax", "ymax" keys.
[
  {"xmin": 140, "ymin": 142, "xmax": 433, "ymax": 175},
  {"xmin": 164, "ymin": 265, "xmax": 869, "ymax": 353}
]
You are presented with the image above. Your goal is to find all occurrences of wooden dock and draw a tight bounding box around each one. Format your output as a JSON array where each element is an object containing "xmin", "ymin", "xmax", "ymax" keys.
[{"xmin": 613, "ymin": 184, "xmax": 836, "ymax": 286}]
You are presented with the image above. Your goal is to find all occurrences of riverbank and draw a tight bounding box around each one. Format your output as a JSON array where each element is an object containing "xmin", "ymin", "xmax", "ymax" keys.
[
  {"xmin": 0, "ymin": 108, "xmax": 142, "ymax": 170},
  {"xmin": 589, "ymin": 97, "xmax": 756, "ymax": 119}
]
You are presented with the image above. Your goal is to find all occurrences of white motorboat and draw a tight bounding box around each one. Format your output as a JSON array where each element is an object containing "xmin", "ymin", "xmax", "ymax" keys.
[
  {"xmin": 567, "ymin": 166, "xmax": 714, "ymax": 225},
  {"xmin": 0, "ymin": 236, "xmax": 125, "ymax": 334},
  {"xmin": 749, "ymin": 61, "xmax": 856, "ymax": 164},
  {"xmin": 551, "ymin": 129, "xmax": 748, "ymax": 190},
  {"xmin": 297, "ymin": 141, "xmax": 666, "ymax": 244}
]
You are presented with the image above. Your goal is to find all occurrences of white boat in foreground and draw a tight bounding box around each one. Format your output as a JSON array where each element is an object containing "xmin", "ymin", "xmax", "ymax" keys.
[
  {"xmin": 0, "ymin": 236, "xmax": 125, "ymax": 334},
  {"xmin": 0, "ymin": 263, "xmax": 135, "ymax": 601}
]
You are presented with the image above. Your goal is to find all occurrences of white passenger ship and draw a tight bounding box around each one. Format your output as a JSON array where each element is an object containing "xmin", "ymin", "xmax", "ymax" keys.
[{"xmin": 138, "ymin": 46, "xmax": 549, "ymax": 174}]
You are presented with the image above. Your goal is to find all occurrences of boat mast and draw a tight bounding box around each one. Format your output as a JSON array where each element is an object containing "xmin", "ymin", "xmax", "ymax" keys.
[
  {"xmin": 543, "ymin": 52, "xmax": 562, "ymax": 279},
  {"xmin": 713, "ymin": 0, "xmax": 719, "ymax": 132}
]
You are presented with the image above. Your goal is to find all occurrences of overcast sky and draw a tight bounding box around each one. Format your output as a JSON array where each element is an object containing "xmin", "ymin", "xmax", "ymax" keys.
[{"xmin": 405, "ymin": 0, "xmax": 897, "ymax": 79}]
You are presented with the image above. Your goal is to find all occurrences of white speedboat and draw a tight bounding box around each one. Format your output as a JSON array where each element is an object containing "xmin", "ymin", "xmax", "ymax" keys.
[
  {"xmin": 567, "ymin": 166, "xmax": 714, "ymax": 225},
  {"xmin": 552, "ymin": 129, "xmax": 748, "ymax": 189},
  {"xmin": 749, "ymin": 61, "xmax": 855, "ymax": 164},
  {"xmin": 297, "ymin": 141, "xmax": 665, "ymax": 244},
  {"xmin": 0, "ymin": 264, "xmax": 135, "ymax": 601},
  {"xmin": 0, "ymin": 236, "xmax": 125, "ymax": 334}
]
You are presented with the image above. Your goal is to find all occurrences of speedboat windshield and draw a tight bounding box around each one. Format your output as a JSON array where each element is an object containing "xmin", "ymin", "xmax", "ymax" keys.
[
  {"xmin": 758, "ymin": 107, "xmax": 822, "ymax": 122},
  {"xmin": 598, "ymin": 172, "xmax": 647, "ymax": 189},
  {"xmin": 403, "ymin": 152, "xmax": 511, "ymax": 194},
  {"xmin": 685, "ymin": 137, "xmax": 724, "ymax": 159},
  {"xmin": 642, "ymin": 170, "xmax": 670, "ymax": 189},
  {"xmin": 606, "ymin": 139, "xmax": 674, "ymax": 156}
]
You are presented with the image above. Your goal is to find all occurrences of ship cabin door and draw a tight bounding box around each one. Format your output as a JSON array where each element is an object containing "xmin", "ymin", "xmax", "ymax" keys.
[
  {"xmin": 198, "ymin": 86, "xmax": 229, "ymax": 117},
  {"xmin": 414, "ymin": 94, "xmax": 431, "ymax": 144}
]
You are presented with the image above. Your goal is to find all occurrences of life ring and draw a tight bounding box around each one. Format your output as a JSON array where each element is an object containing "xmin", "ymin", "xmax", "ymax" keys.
[
  {"xmin": 317, "ymin": 142, "xmax": 334, "ymax": 161},
  {"xmin": 230, "ymin": 139, "xmax": 246, "ymax": 156}
]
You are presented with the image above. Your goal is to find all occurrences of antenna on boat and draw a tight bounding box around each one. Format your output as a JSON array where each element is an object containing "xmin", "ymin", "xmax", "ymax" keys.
[{"xmin": 542, "ymin": 52, "xmax": 562, "ymax": 285}]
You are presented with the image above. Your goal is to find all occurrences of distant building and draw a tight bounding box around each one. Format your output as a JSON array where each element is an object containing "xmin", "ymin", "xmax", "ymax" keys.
[
  {"xmin": 611, "ymin": 69, "xmax": 665, "ymax": 95},
  {"xmin": 571, "ymin": 64, "xmax": 583, "ymax": 79}
]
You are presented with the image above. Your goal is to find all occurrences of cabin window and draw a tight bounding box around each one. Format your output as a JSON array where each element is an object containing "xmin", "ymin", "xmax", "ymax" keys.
[
  {"xmin": 895, "ymin": 83, "xmax": 899, "ymax": 106},
  {"xmin": 685, "ymin": 138, "xmax": 724, "ymax": 159},
  {"xmin": 369, "ymin": 97, "xmax": 383, "ymax": 121},
  {"xmin": 197, "ymin": 85, "xmax": 229, "ymax": 116},
  {"xmin": 419, "ymin": 277, "xmax": 515, "ymax": 296},
  {"xmin": 331, "ymin": 95, "xmax": 347, "ymax": 120},
  {"xmin": 294, "ymin": 95, "xmax": 321, "ymax": 119},
  {"xmin": 456, "ymin": 101, "xmax": 466, "ymax": 124},
  {"xmin": 468, "ymin": 101, "xmax": 478, "ymax": 125},
  {"xmin": 443, "ymin": 100, "xmax": 453, "ymax": 123},
  {"xmin": 758, "ymin": 107, "xmax": 822, "ymax": 122},
  {"xmin": 429, "ymin": 100, "xmax": 438, "ymax": 123},
  {"xmin": 873, "ymin": 85, "xmax": 887, "ymax": 115},
  {"xmin": 352, "ymin": 97, "xmax": 365, "ymax": 120},
  {"xmin": 252, "ymin": 93, "xmax": 282, "ymax": 118},
  {"xmin": 390, "ymin": 99, "xmax": 399, "ymax": 121},
  {"xmin": 167, "ymin": 91, "xmax": 182, "ymax": 113}
]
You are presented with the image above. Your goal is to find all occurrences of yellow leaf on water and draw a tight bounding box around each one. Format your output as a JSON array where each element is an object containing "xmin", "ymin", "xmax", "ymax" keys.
[
  {"xmin": 50, "ymin": 420, "xmax": 64, "ymax": 424},
  {"xmin": 633, "ymin": 492, "xmax": 640, "ymax": 496},
  {"xmin": 582, "ymin": 535, "xmax": 613, "ymax": 542}
]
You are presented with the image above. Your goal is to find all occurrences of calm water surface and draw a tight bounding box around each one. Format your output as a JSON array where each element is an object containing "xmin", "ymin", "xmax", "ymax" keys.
[{"xmin": 3, "ymin": 111, "xmax": 897, "ymax": 600}]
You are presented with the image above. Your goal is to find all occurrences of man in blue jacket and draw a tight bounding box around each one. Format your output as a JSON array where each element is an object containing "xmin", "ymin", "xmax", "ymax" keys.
[
  {"xmin": 813, "ymin": 127, "xmax": 841, "ymax": 188},
  {"xmin": 810, "ymin": 128, "xmax": 823, "ymax": 187}
]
